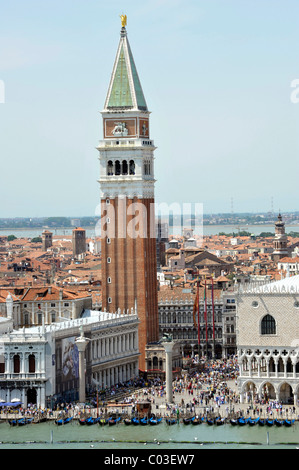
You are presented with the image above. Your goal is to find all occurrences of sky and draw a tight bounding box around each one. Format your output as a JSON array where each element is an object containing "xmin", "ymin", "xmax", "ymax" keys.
[{"xmin": 1, "ymin": 0, "xmax": 299, "ymax": 218}]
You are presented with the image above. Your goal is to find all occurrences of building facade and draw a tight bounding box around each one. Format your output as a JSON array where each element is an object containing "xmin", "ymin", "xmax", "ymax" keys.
[
  {"xmin": 158, "ymin": 289, "xmax": 237, "ymax": 359},
  {"xmin": 236, "ymin": 275, "xmax": 299, "ymax": 404},
  {"xmin": 0, "ymin": 286, "xmax": 92, "ymax": 329},
  {"xmin": 97, "ymin": 20, "xmax": 159, "ymax": 370},
  {"xmin": 0, "ymin": 309, "xmax": 140, "ymax": 408}
]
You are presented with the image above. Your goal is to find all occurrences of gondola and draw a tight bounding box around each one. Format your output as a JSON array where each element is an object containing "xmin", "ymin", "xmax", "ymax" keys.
[
  {"xmin": 140, "ymin": 417, "xmax": 148, "ymax": 425},
  {"xmin": 258, "ymin": 419, "xmax": 265, "ymax": 426},
  {"xmin": 124, "ymin": 418, "xmax": 132, "ymax": 425},
  {"xmin": 79, "ymin": 418, "xmax": 86, "ymax": 425},
  {"xmin": 266, "ymin": 419, "xmax": 274, "ymax": 426},
  {"xmin": 131, "ymin": 417, "xmax": 140, "ymax": 425},
  {"xmin": 149, "ymin": 417, "xmax": 162, "ymax": 425},
  {"xmin": 284, "ymin": 419, "xmax": 295, "ymax": 427},
  {"xmin": 183, "ymin": 417, "xmax": 193, "ymax": 425},
  {"xmin": 274, "ymin": 419, "xmax": 284, "ymax": 426},
  {"xmin": 248, "ymin": 417, "xmax": 259, "ymax": 426},
  {"xmin": 99, "ymin": 418, "xmax": 108, "ymax": 425},
  {"xmin": 55, "ymin": 416, "xmax": 73, "ymax": 425},
  {"xmin": 237, "ymin": 418, "xmax": 247, "ymax": 426},
  {"xmin": 165, "ymin": 418, "xmax": 177, "ymax": 425},
  {"xmin": 206, "ymin": 418, "xmax": 214, "ymax": 425},
  {"xmin": 230, "ymin": 419, "xmax": 238, "ymax": 426},
  {"xmin": 17, "ymin": 417, "xmax": 33, "ymax": 426},
  {"xmin": 215, "ymin": 417, "xmax": 225, "ymax": 426},
  {"xmin": 191, "ymin": 417, "xmax": 202, "ymax": 425},
  {"xmin": 85, "ymin": 417, "xmax": 95, "ymax": 425},
  {"xmin": 108, "ymin": 417, "xmax": 121, "ymax": 426},
  {"xmin": 8, "ymin": 419, "xmax": 17, "ymax": 426}
]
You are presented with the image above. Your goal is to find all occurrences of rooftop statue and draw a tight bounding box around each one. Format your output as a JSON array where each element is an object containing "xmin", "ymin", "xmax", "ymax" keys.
[{"xmin": 120, "ymin": 14, "xmax": 127, "ymax": 28}]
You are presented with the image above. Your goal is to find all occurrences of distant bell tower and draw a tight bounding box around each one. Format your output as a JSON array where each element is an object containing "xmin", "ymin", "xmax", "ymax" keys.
[
  {"xmin": 272, "ymin": 213, "xmax": 289, "ymax": 262},
  {"xmin": 97, "ymin": 16, "xmax": 159, "ymax": 371}
]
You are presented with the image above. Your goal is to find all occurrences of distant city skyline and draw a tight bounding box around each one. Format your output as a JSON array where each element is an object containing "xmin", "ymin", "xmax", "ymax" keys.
[{"xmin": 1, "ymin": 0, "xmax": 299, "ymax": 218}]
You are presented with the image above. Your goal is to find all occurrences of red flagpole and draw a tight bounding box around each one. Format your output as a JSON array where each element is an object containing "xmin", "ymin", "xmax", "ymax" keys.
[
  {"xmin": 212, "ymin": 277, "xmax": 215, "ymax": 341},
  {"xmin": 197, "ymin": 277, "xmax": 200, "ymax": 350},
  {"xmin": 204, "ymin": 279, "xmax": 208, "ymax": 355}
]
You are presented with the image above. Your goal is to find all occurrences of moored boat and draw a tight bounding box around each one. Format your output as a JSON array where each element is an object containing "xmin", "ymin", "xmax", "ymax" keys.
[
  {"xmin": 284, "ymin": 419, "xmax": 295, "ymax": 427},
  {"xmin": 149, "ymin": 417, "xmax": 162, "ymax": 425},
  {"xmin": 99, "ymin": 418, "xmax": 107, "ymax": 425},
  {"xmin": 215, "ymin": 417, "xmax": 225, "ymax": 426},
  {"xmin": 165, "ymin": 418, "xmax": 177, "ymax": 425},
  {"xmin": 237, "ymin": 417, "xmax": 247, "ymax": 426},
  {"xmin": 183, "ymin": 417, "xmax": 193, "ymax": 425},
  {"xmin": 108, "ymin": 416, "xmax": 121, "ymax": 425},
  {"xmin": 248, "ymin": 417, "xmax": 259, "ymax": 426},
  {"xmin": 85, "ymin": 417, "xmax": 95, "ymax": 425},
  {"xmin": 191, "ymin": 417, "xmax": 202, "ymax": 425}
]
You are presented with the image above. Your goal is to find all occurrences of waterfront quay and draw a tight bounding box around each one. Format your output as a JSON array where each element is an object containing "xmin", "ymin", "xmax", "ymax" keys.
[{"xmin": 1, "ymin": 359, "xmax": 298, "ymax": 426}]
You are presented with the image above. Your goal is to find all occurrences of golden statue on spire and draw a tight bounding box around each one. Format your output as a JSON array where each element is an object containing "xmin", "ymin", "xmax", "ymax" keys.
[{"xmin": 120, "ymin": 14, "xmax": 127, "ymax": 28}]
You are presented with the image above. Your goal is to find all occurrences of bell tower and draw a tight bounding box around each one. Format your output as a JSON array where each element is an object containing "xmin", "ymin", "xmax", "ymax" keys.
[
  {"xmin": 273, "ymin": 213, "xmax": 289, "ymax": 262},
  {"xmin": 97, "ymin": 17, "xmax": 159, "ymax": 370}
]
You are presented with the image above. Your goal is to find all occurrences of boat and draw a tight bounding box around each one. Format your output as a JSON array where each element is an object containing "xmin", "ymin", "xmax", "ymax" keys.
[
  {"xmin": 17, "ymin": 418, "xmax": 33, "ymax": 426},
  {"xmin": 215, "ymin": 417, "xmax": 225, "ymax": 426},
  {"xmin": 131, "ymin": 417, "xmax": 140, "ymax": 425},
  {"xmin": 206, "ymin": 418, "xmax": 214, "ymax": 425},
  {"xmin": 85, "ymin": 417, "xmax": 95, "ymax": 425},
  {"xmin": 8, "ymin": 419, "xmax": 17, "ymax": 426},
  {"xmin": 79, "ymin": 418, "xmax": 86, "ymax": 425},
  {"xmin": 191, "ymin": 416, "xmax": 202, "ymax": 425},
  {"xmin": 165, "ymin": 418, "xmax": 177, "ymax": 425},
  {"xmin": 140, "ymin": 417, "xmax": 148, "ymax": 425},
  {"xmin": 230, "ymin": 419, "xmax": 238, "ymax": 426},
  {"xmin": 99, "ymin": 418, "xmax": 108, "ymax": 425},
  {"xmin": 237, "ymin": 418, "xmax": 248, "ymax": 426},
  {"xmin": 55, "ymin": 416, "xmax": 73, "ymax": 425},
  {"xmin": 274, "ymin": 419, "xmax": 284, "ymax": 426},
  {"xmin": 124, "ymin": 418, "xmax": 132, "ymax": 425},
  {"xmin": 149, "ymin": 417, "xmax": 162, "ymax": 425},
  {"xmin": 183, "ymin": 417, "xmax": 193, "ymax": 424},
  {"xmin": 284, "ymin": 419, "xmax": 295, "ymax": 427},
  {"xmin": 248, "ymin": 417, "xmax": 259, "ymax": 426},
  {"xmin": 266, "ymin": 419, "xmax": 274, "ymax": 426},
  {"xmin": 258, "ymin": 419, "xmax": 265, "ymax": 426},
  {"xmin": 108, "ymin": 417, "xmax": 121, "ymax": 426}
]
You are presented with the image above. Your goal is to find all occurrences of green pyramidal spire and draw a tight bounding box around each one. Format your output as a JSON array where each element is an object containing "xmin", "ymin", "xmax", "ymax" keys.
[{"xmin": 104, "ymin": 25, "xmax": 148, "ymax": 111}]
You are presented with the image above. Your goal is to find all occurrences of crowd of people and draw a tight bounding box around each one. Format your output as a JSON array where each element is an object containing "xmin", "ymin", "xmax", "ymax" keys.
[{"xmin": 0, "ymin": 356, "xmax": 298, "ymax": 420}]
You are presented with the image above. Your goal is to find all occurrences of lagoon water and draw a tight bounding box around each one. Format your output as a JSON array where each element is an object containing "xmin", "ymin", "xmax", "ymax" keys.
[
  {"xmin": 0, "ymin": 419, "xmax": 299, "ymax": 450},
  {"xmin": 1, "ymin": 225, "xmax": 299, "ymax": 240}
]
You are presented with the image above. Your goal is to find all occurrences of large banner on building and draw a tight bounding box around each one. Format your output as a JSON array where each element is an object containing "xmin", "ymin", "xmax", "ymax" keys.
[{"xmin": 61, "ymin": 337, "xmax": 79, "ymax": 381}]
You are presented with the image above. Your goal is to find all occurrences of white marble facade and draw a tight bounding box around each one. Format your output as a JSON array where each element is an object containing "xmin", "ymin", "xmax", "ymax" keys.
[{"xmin": 237, "ymin": 275, "xmax": 299, "ymax": 404}]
